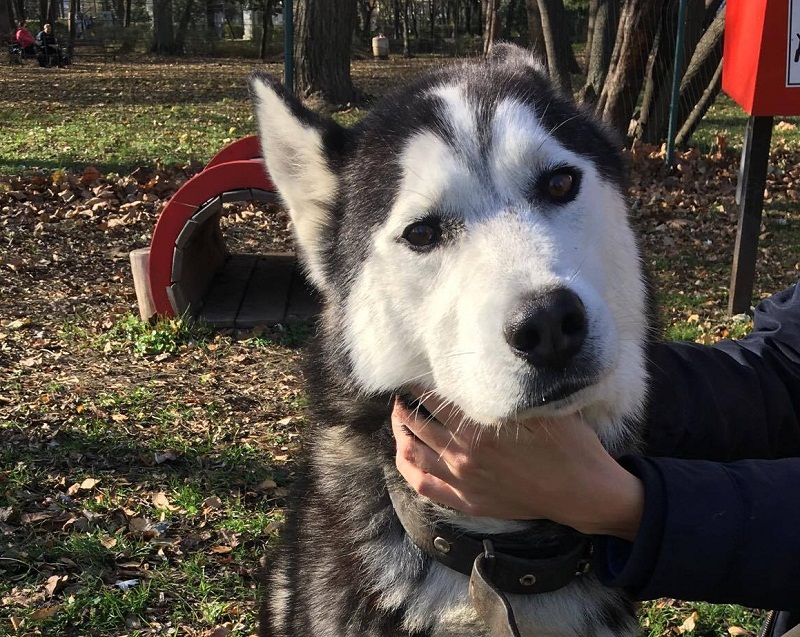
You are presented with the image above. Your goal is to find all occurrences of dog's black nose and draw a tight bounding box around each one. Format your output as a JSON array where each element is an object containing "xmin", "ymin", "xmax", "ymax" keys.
[{"xmin": 504, "ymin": 288, "xmax": 587, "ymax": 368}]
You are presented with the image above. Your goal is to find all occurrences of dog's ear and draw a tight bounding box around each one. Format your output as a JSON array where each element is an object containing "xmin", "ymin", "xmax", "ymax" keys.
[
  {"xmin": 250, "ymin": 72, "xmax": 347, "ymax": 291},
  {"xmin": 487, "ymin": 42, "xmax": 546, "ymax": 73}
]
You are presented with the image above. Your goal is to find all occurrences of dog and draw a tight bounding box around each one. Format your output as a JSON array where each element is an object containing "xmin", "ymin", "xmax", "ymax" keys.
[{"xmin": 250, "ymin": 43, "xmax": 651, "ymax": 637}]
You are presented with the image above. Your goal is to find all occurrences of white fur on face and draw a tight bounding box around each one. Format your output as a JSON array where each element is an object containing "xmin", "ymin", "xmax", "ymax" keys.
[
  {"xmin": 251, "ymin": 79, "xmax": 338, "ymax": 291},
  {"xmin": 341, "ymin": 86, "xmax": 648, "ymax": 444}
]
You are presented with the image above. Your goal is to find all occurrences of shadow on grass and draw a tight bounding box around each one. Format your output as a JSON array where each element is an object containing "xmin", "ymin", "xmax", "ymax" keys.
[{"xmin": 0, "ymin": 423, "xmax": 294, "ymax": 500}]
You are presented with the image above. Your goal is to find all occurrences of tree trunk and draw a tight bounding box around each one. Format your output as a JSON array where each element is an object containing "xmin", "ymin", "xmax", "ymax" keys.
[
  {"xmin": 1, "ymin": 0, "xmax": 12, "ymax": 36},
  {"xmin": 595, "ymin": 0, "xmax": 665, "ymax": 137},
  {"xmin": 67, "ymin": 0, "xmax": 76, "ymax": 57},
  {"xmin": 503, "ymin": 0, "xmax": 519, "ymax": 39},
  {"xmin": 482, "ymin": 0, "xmax": 499, "ymax": 56},
  {"xmin": 359, "ymin": 0, "xmax": 374, "ymax": 43},
  {"xmin": 675, "ymin": 59, "xmax": 721, "ymax": 148},
  {"xmin": 451, "ymin": 0, "xmax": 458, "ymax": 40},
  {"xmin": 125, "ymin": 0, "xmax": 132, "ymax": 26},
  {"xmin": 524, "ymin": 0, "xmax": 546, "ymax": 62},
  {"xmin": 174, "ymin": 0, "xmax": 195, "ymax": 52},
  {"xmin": 674, "ymin": 6, "xmax": 725, "ymax": 144},
  {"xmin": 393, "ymin": 0, "xmax": 401, "ymax": 38},
  {"xmin": 295, "ymin": 0, "xmax": 359, "ymax": 104},
  {"xmin": 635, "ymin": 0, "xmax": 706, "ymax": 144},
  {"xmin": 585, "ymin": 0, "xmax": 597, "ymax": 71},
  {"xmin": 260, "ymin": 0, "xmax": 275, "ymax": 59},
  {"xmin": 429, "ymin": 0, "xmax": 435, "ymax": 40},
  {"xmin": 402, "ymin": 0, "xmax": 411, "ymax": 56},
  {"xmin": 580, "ymin": 0, "xmax": 618, "ymax": 105},
  {"xmin": 536, "ymin": 0, "xmax": 571, "ymax": 92},
  {"xmin": 151, "ymin": 0, "xmax": 176, "ymax": 53}
]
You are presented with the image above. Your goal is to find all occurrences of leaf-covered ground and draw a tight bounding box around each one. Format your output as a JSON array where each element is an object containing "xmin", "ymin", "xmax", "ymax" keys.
[{"xmin": 1, "ymin": 58, "xmax": 800, "ymax": 636}]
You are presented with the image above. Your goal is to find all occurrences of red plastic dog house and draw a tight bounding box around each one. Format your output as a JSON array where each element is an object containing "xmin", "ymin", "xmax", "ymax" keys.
[
  {"xmin": 132, "ymin": 136, "xmax": 318, "ymax": 328},
  {"xmin": 722, "ymin": 0, "xmax": 800, "ymax": 313}
]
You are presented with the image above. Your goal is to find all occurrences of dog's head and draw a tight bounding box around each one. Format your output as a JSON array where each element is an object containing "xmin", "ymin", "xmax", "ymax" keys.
[{"xmin": 251, "ymin": 44, "xmax": 649, "ymax": 446}]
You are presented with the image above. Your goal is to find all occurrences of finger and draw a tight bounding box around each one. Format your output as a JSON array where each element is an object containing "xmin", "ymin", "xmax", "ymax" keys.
[
  {"xmin": 409, "ymin": 388, "xmax": 464, "ymax": 433},
  {"xmin": 393, "ymin": 398, "xmax": 456, "ymax": 455},
  {"xmin": 395, "ymin": 451, "xmax": 468, "ymax": 510}
]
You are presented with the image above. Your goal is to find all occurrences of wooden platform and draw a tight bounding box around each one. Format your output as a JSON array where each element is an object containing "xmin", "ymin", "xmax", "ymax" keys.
[{"xmin": 194, "ymin": 253, "xmax": 319, "ymax": 328}]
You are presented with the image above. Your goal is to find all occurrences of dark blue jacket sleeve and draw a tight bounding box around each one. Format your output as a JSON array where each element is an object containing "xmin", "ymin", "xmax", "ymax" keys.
[{"xmin": 594, "ymin": 282, "xmax": 800, "ymax": 609}]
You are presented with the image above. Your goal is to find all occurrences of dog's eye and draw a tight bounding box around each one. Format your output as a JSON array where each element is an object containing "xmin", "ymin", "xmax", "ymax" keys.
[
  {"xmin": 541, "ymin": 167, "xmax": 581, "ymax": 204},
  {"xmin": 402, "ymin": 222, "xmax": 441, "ymax": 250}
]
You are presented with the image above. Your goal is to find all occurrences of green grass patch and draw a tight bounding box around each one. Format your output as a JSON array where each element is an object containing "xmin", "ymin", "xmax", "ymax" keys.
[
  {"xmin": 640, "ymin": 600, "xmax": 764, "ymax": 637},
  {"xmin": 693, "ymin": 94, "xmax": 800, "ymax": 153},
  {"xmin": 100, "ymin": 313, "xmax": 214, "ymax": 356}
]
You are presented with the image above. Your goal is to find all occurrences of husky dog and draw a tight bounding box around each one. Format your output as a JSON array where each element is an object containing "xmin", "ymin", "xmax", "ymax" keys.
[{"xmin": 250, "ymin": 43, "xmax": 650, "ymax": 637}]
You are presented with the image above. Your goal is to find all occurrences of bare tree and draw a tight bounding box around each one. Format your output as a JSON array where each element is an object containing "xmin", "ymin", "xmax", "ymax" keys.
[
  {"xmin": 401, "ymin": 0, "xmax": 412, "ymax": 56},
  {"xmin": 482, "ymin": 0, "xmax": 499, "ymax": 56},
  {"xmin": 174, "ymin": 0, "xmax": 195, "ymax": 52},
  {"xmin": 67, "ymin": 0, "xmax": 76, "ymax": 58},
  {"xmin": 581, "ymin": 0, "xmax": 619, "ymax": 105},
  {"xmin": 260, "ymin": 0, "xmax": 277, "ymax": 59},
  {"xmin": 524, "ymin": 0, "xmax": 546, "ymax": 61},
  {"xmin": 536, "ymin": 0, "xmax": 571, "ymax": 92},
  {"xmin": 674, "ymin": 6, "xmax": 725, "ymax": 146},
  {"xmin": 359, "ymin": 0, "xmax": 377, "ymax": 43},
  {"xmin": 633, "ymin": 0, "xmax": 706, "ymax": 144},
  {"xmin": 151, "ymin": 0, "xmax": 177, "ymax": 53},
  {"xmin": 1, "ymin": 0, "xmax": 13, "ymax": 36},
  {"xmin": 294, "ymin": 0, "xmax": 359, "ymax": 104},
  {"xmin": 595, "ymin": 0, "xmax": 665, "ymax": 136}
]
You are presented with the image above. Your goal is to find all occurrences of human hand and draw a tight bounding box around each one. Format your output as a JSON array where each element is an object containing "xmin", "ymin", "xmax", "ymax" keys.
[{"xmin": 392, "ymin": 395, "xmax": 644, "ymax": 540}]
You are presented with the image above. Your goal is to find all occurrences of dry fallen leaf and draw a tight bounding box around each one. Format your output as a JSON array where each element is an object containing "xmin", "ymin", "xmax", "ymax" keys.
[
  {"xmin": 728, "ymin": 628, "xmax": 752, "ymax": 636},
  {"xmin": 79, "ymin": 477, "xmax": 99, "ymax": 490},
  {"xmin": 679, "ymin": 611, "xmax": 698, "ymax": 634},
  {"xmin": 128, "ymin": 517, "xmax": 151, "ymax": 534},
  {"xmin": 43, "ymin": 575, "xmax": 66, "ymax": 597},
  {"xmin": 151, "ymin": 492, "xmax": 174, "ymax": 510},
  {"xmin": 203, "ymin": 496, "xmax": 223, "ymax": 510},
  {"xmin": 209, "ymin": 545, "xmax": 232, "ymax": 554},
  {"xmin": 29, "ymin": 605, "xmax": 60, "ymax": 620}
]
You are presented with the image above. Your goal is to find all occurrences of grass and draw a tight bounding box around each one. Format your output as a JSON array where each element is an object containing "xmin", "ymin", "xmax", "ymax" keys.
[
  {"xmin": 0, "ymin": 61, "xmax": 261, "ymax": 173},
  {"xmin": 2, "ymin": 57, "xmax": 799, "ymax": 174},
  {"xmin": 3, "ymin": 56, "xmax": 799, "ymax": 636}
]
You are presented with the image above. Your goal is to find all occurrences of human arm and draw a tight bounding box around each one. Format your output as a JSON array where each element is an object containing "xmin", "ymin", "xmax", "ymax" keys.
[{"xmin": 594, "ymin": 282, "xmax": 800, "ymax": 607}]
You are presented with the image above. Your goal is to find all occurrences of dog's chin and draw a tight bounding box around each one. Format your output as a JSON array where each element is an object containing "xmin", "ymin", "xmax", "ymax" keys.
[{"xmin": 509, "ymin": 381, "xmax": 599, "ymax": 420}]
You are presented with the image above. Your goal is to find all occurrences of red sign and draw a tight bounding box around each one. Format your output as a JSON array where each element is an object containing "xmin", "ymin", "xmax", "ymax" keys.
[{"xmin": 723, "ymin": 0, "xmax": 800, "ymax": 116}]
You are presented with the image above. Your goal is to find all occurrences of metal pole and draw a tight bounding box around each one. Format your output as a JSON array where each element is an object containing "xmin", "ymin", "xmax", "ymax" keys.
[
  {"xmin": 283, "ymin": 0, "xmax": 293, "ymax": 93},
  {"xmin": 728, "ymin": 115, "xmax": 773, "ymax": 315},
  {"xmin": 665, "ymin": 0, "xmax": 689, "ymax": 166}
]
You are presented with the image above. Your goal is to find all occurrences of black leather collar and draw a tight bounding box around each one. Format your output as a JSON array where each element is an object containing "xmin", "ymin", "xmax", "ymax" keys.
[{"xmin": 388, "ymin": 484, "xmax": 594, "ymax": 596}]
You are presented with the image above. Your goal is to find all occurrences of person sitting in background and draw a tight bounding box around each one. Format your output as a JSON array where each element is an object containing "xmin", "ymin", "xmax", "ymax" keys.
[
  {"xmin": 14, "ymin": 20, "xmax": 36, "ymax": 57},
  {"xmin": 35, "ymin": 23, "xmax": 65, "ymax": 67}
]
